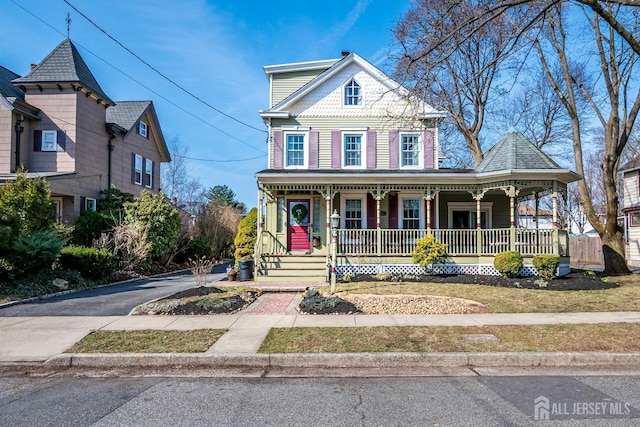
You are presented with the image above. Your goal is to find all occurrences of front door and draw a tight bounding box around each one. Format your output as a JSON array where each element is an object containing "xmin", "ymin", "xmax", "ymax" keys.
[{"xmin": 287, "ymin": 200, "xmax": 310, "ymax": 251}]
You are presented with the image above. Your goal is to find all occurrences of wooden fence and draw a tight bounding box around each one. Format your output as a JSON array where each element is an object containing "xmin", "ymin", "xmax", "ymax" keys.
[{"xmin": 569, "ymin": 235, "xmax": 604, "ymax": 266}]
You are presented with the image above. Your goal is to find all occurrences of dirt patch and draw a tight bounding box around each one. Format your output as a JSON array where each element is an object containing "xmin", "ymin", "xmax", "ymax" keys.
[
  {"xmin": 338, "ymin": 293, "xmax": 489, "ymax": 315},
  {"xmin": 350, "ymin": 271, "xmax": 615, "ymax": 291}
]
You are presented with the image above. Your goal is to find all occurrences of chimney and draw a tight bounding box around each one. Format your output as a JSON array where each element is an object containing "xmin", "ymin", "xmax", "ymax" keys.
[
  {"xmin": 341, "ymin": 51, "xmax": 350, "ymax": 58},
  {"xmin": 30, "ymin": 64, "xmax": 38, "ymax": 72}
]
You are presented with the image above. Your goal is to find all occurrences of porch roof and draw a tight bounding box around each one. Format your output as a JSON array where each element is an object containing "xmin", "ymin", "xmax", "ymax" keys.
[{"xmin": 255, "ymin": 167, "xmax": 581, "ymax": 186}]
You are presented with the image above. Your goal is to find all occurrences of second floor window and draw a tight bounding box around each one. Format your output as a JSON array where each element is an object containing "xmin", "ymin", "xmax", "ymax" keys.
[
  {"xmin": 134, "ymin": 154, "xmax": 143, "ymax": 185},
  {"xmin": 42, "ymin": 131, "xmax": 57, "ymax": 151},
  {"xmin": 286, "ymin": 134, "xmax": 305, "ymax": 167},
  {"xmin": 344, "ymin": 134, "xmax": 362, "ymax": 167},
  {"xmin": 145, "ymin": 159, "xmax": 153, "ymax": 187},
  {"xmin": 344, "ymin": 79, "xmax": 361, "ymax": 105},
  {"xmin": 401, "ymin": 133, "xmax": 421, "ymax": 167}
]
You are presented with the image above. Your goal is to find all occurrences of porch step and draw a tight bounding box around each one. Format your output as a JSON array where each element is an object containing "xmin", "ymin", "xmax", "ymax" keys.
[{"xmin": 256, "ymin": 254, "xmax": 327, "ymax": 283}]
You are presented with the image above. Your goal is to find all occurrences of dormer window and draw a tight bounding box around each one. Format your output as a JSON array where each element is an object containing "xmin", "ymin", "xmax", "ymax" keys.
[
  {"xmin": 344, "ymin": 79, "xmax": 361, "ymax": 106},
  {"xmin": 139, "ymin": 121, "xmax": 148, "ymax": 138}
]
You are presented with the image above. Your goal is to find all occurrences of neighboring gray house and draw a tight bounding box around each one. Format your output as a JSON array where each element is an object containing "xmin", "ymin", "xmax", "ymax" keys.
[
  {"xmin": 0, "ymin": 39, "xmax": 170, "ymax": 223},
  {"xmin": 621, "ymin": 156, "xmax": 640, "ymax": 267}
]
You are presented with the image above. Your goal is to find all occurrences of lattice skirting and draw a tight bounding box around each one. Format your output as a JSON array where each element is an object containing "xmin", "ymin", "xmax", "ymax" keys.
[{"xmin": 337, "ymin": 263, "xmax": 571, "ymax": 277}]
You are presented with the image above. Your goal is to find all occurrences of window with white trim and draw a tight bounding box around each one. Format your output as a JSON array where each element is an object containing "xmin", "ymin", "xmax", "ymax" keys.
[
  {"xmin": 144, "ymin": 159, "xmax": 153, "ymax": 187},
  {"xmin": 400, "ymin": 133, "xmax": 421, "ymax": 167},
  {"xmin": 344, "ymin": 79, "xmax": 361, "ymax": 105},
  {"xmin": 42, "ymin": 131, "xmax": 57, "ymax": 151},
  {"xmin": 447, "ymin": 202, "xmax": 493, "ymax": 229},
  {"xmin": 134, "ymin": 154, "xmax": 143, "ymax": 185},
  {"xmin": 139, "ymin": 121, "xmax": 148, "ymax": 138},
  {"xmin": 344, "ymin": 199, "xmax": 363, "ymax": 229},
  {"xmin": 285, "ymin": 134, "xmax": 306, "ymax": 167},
  {"xmin": 402, "ymin": 198, "xmax": 421, "ymax": 229},
  {"xmin": 85, "ymin": 198, "xmax": 97, "ymax": 212}
]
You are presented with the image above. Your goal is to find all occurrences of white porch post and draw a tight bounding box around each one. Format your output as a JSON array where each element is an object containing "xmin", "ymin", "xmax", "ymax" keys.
[
  {"xmin": 476, "ymin": 197, "xmax": 482, "ymax": 256},
  {"xmin": 552, "ymin": 181, "xmax": 559, "ymax": 255},
  {"xmin": 376, "ymin": 186, "xmax": 382, "ymax": 256},
  {"xmin": 510, "ymin": 184, "xmax": 516, "ymax": 252}
]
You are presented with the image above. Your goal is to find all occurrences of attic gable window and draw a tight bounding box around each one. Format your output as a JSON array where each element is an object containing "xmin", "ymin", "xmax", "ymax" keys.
[
  {"xmin": 139, "ymin": 121, "xmax": 148, "ymax": 138},
  {"xmin": 344, "ymin": 79, "xmax": 361, "ymax": 106}
]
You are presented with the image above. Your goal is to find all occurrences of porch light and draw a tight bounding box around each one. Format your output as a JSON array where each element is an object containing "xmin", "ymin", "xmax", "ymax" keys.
[{"xmin": 330, "ymin": 210, "xmax": 341, "ymax": 231}]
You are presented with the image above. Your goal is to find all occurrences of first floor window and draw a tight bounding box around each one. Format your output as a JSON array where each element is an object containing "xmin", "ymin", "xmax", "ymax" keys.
[
  {"xmin": 631, "ymin": 212, "xmax": 640, "ymax": 227},
  {"xmin": 402, "ymin": 198, "xmax": 420, "ymax": 229},
  {"xmin": 134, "ymin": 154, "xmax": 143, "ymax": 185},
  {"xmin": 144, "ymin": 159, "xmax": 153, "ymax": 187},
  {"xmin": 42, "ymin": 131, "xmax": 57, "ymax": 151},
  {"xmin": 345, "ymin": 199, "xmax": 363, "ymax": 229},
  {"xmin": 85, "ymin": 198, "xmax": 97, "ymax": 212},
  {"xmin": 286, "ymin": 134, "xmax": 305, "ymax": 166},
  {"xmin": 401, "ymin": 133, "xmax": 420, "ymax": 167},
  {"xmin": 344, "ymin": 134, "xmax": 362, "ymax": 167}
]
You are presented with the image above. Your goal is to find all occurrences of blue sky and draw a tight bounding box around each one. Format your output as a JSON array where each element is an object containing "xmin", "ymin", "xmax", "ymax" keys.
[{"xmin": 1, "ymin": 0, "xmax": 411, "ymax": 207}]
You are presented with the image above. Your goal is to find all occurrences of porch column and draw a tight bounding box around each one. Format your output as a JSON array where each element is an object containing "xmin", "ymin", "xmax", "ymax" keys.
[
  {"xmin": 376, "ymin": 186, "xmax": 382, "ymax": 256},
  {"xmin": 426, "ymin": 198, "xmax": 432, "ymax": 231},
  {"xmin": 509, "ymin": 184, "xmax": 516, "ymax": 252},
  {"xmin": 552, "ymin": 181, "xmax": 559, "ymax": 255},
  {"xmin": 257, "ymin": 187, "xmax": 264, "ymax": 258},
  {"xmin": 476, "ymin": 197, "xmax": 482, "ymax": 256}
]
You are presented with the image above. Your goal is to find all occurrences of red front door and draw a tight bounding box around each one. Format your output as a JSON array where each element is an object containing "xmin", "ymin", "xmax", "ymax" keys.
[{"xmin": 288, "ymin": 200, "xmax": 310, "ymax": 251}]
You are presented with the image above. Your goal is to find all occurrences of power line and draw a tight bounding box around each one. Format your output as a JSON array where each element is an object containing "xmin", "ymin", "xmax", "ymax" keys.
[
  {"xmin": 174, "ymin": 154, "xmax": 266, "ymax": 163},
  {"xmin": 9, "ymin": 0, "xmax": 267, "ymax": 155},
  {"xmin": 63, "ymin": 0, "xmax": 267, "ymax": 134}
]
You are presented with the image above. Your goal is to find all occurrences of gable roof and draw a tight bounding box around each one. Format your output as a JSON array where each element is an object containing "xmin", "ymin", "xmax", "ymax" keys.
[
  {"xmin": 260, "ymin": 52, "xmax": 446, "ymax": 120},
  {"xmin": 0, "ymin": 65, "xmax": 24, "ymax": 100},
  {"xmin": 476, "ymin": 127, "xmax": 562, "ymax": 173},
  {"xmin": 107, "ymin": 100, "xmax": 170, "ymax": 162},
  {"xmin": 12, "ymin": 39, "xmax": 113, "ymax": 105},
  {"xmin": 620, "ymin": 156, "xmax": 640, "ymax": 173}
]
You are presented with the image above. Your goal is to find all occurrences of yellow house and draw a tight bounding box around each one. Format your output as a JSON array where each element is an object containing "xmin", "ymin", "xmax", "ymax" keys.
[{"xmin": 255, "ymin": 53, "xmax": 581, "ymax": 282}]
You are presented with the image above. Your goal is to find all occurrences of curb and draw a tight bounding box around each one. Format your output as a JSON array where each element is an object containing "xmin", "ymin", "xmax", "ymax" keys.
[{"xmin": 43, "ymin": 351, "xmax": 640, "ymax": 369}]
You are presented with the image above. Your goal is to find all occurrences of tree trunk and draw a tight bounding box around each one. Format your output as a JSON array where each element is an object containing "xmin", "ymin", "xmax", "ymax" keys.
[{"xmin": 601, "ymin": 228, "xmax": 630, "ymax": 275}]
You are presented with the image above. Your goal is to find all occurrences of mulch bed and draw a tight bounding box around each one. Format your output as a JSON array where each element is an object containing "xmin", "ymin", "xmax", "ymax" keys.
[
  {"xmin": 165, "ymin": 286, "xmax": 224, "ymax": 299},
  {"xmin": 134, "ymin": 286, "xmax": 260, "ymax": 315},
  {"xmin": 350, "ymin": 271, "xmax": 616, "ymax": 291}
]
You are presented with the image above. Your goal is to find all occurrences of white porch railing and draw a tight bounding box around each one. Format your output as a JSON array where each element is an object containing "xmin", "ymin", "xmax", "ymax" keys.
[{"xmin": 337, "ymin": 228, "xmax": 567, "ymax": 257}]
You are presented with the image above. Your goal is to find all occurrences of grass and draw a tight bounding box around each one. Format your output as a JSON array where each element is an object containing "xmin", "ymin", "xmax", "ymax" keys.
[
  {"xmin": 66, "ymin": 329, "xmax": 226, "ymax": 353},
  {"xmin": 260, "ymin": 323, "xmax": 640, "ymax": 353},
  {"xmin": 317, "ymin": 274, "xmax": 640, "ymax": 313}
]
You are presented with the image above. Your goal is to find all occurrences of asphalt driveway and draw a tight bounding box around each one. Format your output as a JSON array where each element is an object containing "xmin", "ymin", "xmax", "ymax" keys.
[{"xmin": 0, "ymin": 265, "xmax": 227, "ymax": 317}]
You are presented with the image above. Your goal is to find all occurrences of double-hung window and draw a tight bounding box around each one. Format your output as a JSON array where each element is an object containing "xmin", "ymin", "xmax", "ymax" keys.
[
  {"xmin": 344, "ymin": 134, "xmax": 362, "ymax": 167},
  {"xmin": 344, "ymin": 79, "xmax": 361, "ymax": 106},
  {"xmin": 139, "ymin": 121, "xmax": 148, "ymax": 138},
  {"xmin": 402, "ymin": 198, "xmax": 421, "ymax": 229},
  {"xmin": 286, "ymin": 134, "xmax": 305, "ymax": 167},
  {"xmin": 42, "ymin": 131, "xmax": 57, "ymax": 151},
  {"xmin": 144, "ymin": 159, "xmax": 153, "ymax": 187},
  {"xmin": 134, "ymin": 154, "xmax": 143, "ymax": 185},
  {"xmin": 400, "ymin": 133, "xmax": 421, "ymax": 168},
  {"xmin": 344, "ymin": 199, "xmax": 363, "ymax": 229}
]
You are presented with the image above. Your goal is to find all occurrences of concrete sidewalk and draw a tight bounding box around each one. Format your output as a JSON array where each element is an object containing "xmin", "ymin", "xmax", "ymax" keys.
[{"xmin": 3, "ymin": 311, "xmax": 640, "ymax": 368}]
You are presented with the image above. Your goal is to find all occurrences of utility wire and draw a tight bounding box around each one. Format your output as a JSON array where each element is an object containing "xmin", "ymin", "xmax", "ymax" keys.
[
  {"xmin": 63, "ymin": 0, "xmax": 267, "ymax": 134},
  {"xmin": 9, "ymin": 0, "xmax": 267, "ymax": 155}
]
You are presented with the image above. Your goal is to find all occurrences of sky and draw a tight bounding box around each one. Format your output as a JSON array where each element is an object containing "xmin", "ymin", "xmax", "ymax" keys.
[{"xmin": 1, "ymin": 0, "xmax": 412, "ymax": 208}]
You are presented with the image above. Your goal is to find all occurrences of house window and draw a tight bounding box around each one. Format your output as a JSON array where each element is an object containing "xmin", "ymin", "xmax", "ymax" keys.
[
  {"xmin": 286, "ymin": 134, "xmax": 305, "ymax": 167},
  {"xmin": 134, "ymin": 154, "xmax": 143, "ymax": 185},
  {"xmin": 85, "ymin": 198, "xmax": 97, "ymax": 212},
  {"xmin": 344, "ymin": 199, "xmax": 363, "ymax": 229},
  {"xmin": 630, "ymin": 212, "xmax": 640, "ymax": 227},
  {"xmin": 402, "ymin": 198, "xmax": 421, "ymax": 229},
  {"xmin": 144, "ymin": 159, "xmax": 153, "ymax": 188},
  {"xmin": 139, "ymin": 121, "xmax": 148, "ymax": 138},
  {"xmin": 344, "ymin": 79, "xmax": 361, "ymax": 105},
  {"xmin": 42, "ymin": 131, "xmax": 57, "ymax": 151},
  {"xmin": 401, "ymin": 133, "xmax": 421, "ymax": 167},
  {"xmin": 447, "ymin": 202, "xmax": 493, "ymax": 229},
  {"xmin": 344, "ymin": 134, "xmax": 362, "ymax": 167}
]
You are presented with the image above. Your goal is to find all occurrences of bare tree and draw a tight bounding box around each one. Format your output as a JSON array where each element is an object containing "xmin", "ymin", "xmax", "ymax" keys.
[
  {"xmin": 197, "ymin": 204, "xmax": 242, "ymax": 259},
  {"xmin": 393, "ymin": 0, "xmax": 527, "ymax": 166},
  {"xmin": 161, "ymin": 136, "xmax": 189, "ymax": 201}
]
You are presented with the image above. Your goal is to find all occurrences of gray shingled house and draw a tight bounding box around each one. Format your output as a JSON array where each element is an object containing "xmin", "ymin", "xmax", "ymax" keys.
[
  {"xmin": 254, "ymin": 53, "xmax": 581, "ymax": 281},
  {"xmin": 0, "ymin": 39, "xmax": 170, "ymax": 223}
]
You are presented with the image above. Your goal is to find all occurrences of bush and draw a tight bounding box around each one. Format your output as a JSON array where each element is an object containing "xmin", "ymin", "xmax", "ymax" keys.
[
  {"xmin": 411, "ymin": 234, "xmax": 449, "ymax": 273},
  {"xmin": 493, "ymin": 251, "xmax": 523, "ymax": 278},
  {"xmin": 174, "ymin": 237, "xmax": 213, "ymax": 264},
  {"xmin": 0, "ymin": 170, "xmax": 54, "ymax": 233},
  {"xmin": 10, "ymin": 230, "xmax": 67, "ymax": 276},
  {"xmin": 71, "ymin": 210, "xmax": 110, "ymax": 246},
  {"xmin": 234, "ymin": 207, "xmax": 257, "ymax": 265},
  {"xmin": 533, "ymin": 255, "xmax": 560, "ymax": 281},
  {"xmin": 58, "ymin": 245, "xmax": 118, "ymax": 281}
]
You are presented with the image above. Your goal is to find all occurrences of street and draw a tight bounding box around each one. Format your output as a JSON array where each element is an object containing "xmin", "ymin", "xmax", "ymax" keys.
[
  {"xmin": 0, "ymin": 266, "xmax": 227, "ymax": 317},
  {"xmin": 1, "ymin": 373, "xmax": 639, "ymax": 426}
]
